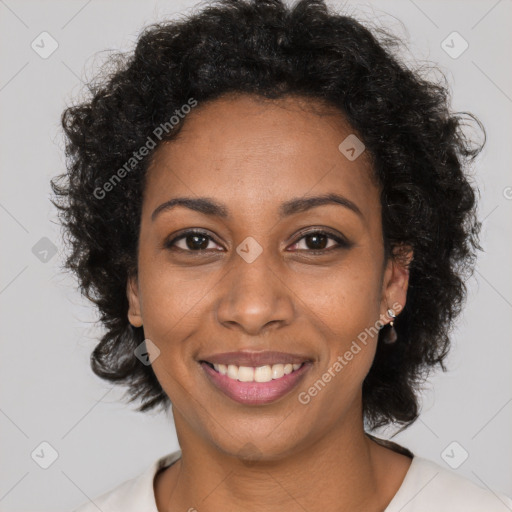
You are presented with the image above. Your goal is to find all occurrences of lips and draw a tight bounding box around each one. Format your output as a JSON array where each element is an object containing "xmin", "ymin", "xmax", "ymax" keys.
[
  {"xmin": 199, "ymin": 350, "xmax": 312, "ymax": 367},
  {"xmin": 198, "ymin": 350, "xmax": 313, "ymax": 405}
]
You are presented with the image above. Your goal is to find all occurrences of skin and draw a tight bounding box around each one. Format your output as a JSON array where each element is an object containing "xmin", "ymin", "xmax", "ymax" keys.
[{"xmin": 127, "ymin": 94, "xmax": 414, "ymax": 512}]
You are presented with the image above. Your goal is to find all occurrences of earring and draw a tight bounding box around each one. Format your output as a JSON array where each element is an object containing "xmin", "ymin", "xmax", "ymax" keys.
[{"xmin": 383, "ymin": 308, "xmax": 397, "ymax": 344}]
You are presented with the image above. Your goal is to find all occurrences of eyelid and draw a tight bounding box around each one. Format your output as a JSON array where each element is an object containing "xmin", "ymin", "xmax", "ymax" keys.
[
  {"xmin": 165, "ymin": 227, "xmax": 352, "ymax": 253},
  {"xmin": 164, "ymin": 228, "xmax": 222, "ymax": 251},
  {"xmin": 290, "ymin": 226, "xmax": 351, "ymax": 247}
]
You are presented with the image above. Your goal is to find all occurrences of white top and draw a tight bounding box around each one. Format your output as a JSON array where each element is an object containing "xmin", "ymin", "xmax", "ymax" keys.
[{"xmin": 73, "ymin": 449, "xmax": 512, "ymax": 511}]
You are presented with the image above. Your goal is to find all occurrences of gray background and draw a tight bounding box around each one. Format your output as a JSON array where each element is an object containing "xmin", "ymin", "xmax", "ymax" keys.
[{"xmin": 1, "ymin": 0, "xmax": 511, "ymax": 510}]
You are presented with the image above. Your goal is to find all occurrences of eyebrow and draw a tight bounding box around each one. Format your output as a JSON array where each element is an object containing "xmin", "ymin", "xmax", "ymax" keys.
[{"xmin": 151, "ymin": 193, "xmax": 363, "ymax": 222}]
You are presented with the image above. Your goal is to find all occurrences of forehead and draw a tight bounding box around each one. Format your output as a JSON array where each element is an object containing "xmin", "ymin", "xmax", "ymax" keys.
[{"xmin": 143, "ymin": 94, "xmax": 380, "ymax": 224}]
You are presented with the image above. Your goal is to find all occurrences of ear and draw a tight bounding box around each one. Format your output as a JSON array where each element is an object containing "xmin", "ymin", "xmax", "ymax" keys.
[
  {"xmin": 126, "ymin": 273, "xmax": 143, "ymax": 327},
  {"xmin": 380, "ymin": 244, "xmax": 413, "ymax": 321}
]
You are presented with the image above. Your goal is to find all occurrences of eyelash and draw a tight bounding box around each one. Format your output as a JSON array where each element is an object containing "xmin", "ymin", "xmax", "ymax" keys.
[{"xmin": 164, "ymin": 229, "xmax": 352, "ymax": 255}]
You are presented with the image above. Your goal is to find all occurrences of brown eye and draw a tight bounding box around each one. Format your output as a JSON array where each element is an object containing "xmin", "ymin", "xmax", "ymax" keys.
[
  {"xmin": 165, "ymin": 230, "xmax": 222, "ymax": 252},
  {"xmin": 165, "ymin": 228, "xmax": 351, "ymax": 255},
  {"xmin": 183, "ymin": 233, "xmax": 210, "ymax": 250},
  {"xmin": 302, "ymin": 233, "xmax": 331, "ymax": 250},
  {"xmin": 288, "ymin": 230, "xmax": 351, "ymax": 253}
]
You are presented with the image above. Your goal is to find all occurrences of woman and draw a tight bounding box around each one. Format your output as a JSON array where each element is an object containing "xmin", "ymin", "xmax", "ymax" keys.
[{"xmin": 51, "ymin": 0, "xmax": 511, "ymax": 510}]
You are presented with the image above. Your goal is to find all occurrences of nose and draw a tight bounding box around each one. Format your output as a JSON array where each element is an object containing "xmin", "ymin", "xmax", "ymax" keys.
[{"xmin": 215, "ymin": 251, "xmax": 295, "ymax": 335}]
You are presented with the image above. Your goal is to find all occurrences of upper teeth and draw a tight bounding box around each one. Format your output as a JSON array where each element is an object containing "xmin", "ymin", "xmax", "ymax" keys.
[{"xmin": 212, "ymin": 363, "xmax": 302, "ymax": 382}]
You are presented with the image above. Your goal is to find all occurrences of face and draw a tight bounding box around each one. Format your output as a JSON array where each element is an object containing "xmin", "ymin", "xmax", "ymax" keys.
[{"xmin": 127, "ymin": 94, "xmax": 411, "ymax": 460}]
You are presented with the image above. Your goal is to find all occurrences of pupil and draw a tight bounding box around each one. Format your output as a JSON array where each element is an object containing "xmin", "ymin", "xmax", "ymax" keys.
[
  {"xmin": 187, "ymin": 234, "xmax": 208, "ymax": 250},
  {"xmin": 306, "ymin": 234, "xmax": 327, "ymax": 250}
]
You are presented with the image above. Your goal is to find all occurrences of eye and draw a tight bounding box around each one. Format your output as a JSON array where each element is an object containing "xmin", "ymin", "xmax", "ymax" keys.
[
  {"xmin": 288, "ymin": 229, "xmax": 351, "ymax": 253},
  {"xmin": 164, "ymin": 228, "xmax": 352, "ymax": 254},
  {"xmin": 165, "ymin": 230, "xmax": 222, "ymax": 253}
]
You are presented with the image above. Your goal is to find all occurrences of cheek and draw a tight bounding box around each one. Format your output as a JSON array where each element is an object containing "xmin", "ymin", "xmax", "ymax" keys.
[
  {"xmin": 135, "ymin": 261, "xmax": 219, "ymax": 394},
  {"xmin": 138, "ymin": 259, "xmax": 216, "ymax": 341},
  {"xmin": 294, "ymin": 253, "xmax": 383, "ymax": 336},
  {"xmin": 293, "ymin": 254, "xmax": 382, "ymax": 382}
]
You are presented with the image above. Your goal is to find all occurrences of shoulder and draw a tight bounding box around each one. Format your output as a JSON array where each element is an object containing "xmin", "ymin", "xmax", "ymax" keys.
[
  {"xmin": 71, "ymin": 450, "xmax": 182, "ymax": 512},
  {"xmin": 386, "ymin": 455, "xmax": 512, "ymax": 512}
]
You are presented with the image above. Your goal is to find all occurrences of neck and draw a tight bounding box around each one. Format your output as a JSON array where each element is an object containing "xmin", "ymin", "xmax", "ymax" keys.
[{"xmin": 156, "ymin": 408, "xmax": 411, "ymax": 512}]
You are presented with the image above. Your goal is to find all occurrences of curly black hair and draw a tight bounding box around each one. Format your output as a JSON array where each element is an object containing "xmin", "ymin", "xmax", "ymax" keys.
[{"xmin": 51, "ymin": 0, "xmax": 484, "ymax": 430}]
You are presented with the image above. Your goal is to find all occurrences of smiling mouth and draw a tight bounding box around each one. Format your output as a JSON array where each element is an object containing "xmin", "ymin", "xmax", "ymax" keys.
[
  {"xmin": 201, "ymin": 361, "xmax": 305, "ymax": 383},
  {"xmin": 199, "ymin": 360, "xmax": 312, "ymax": 405}
]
